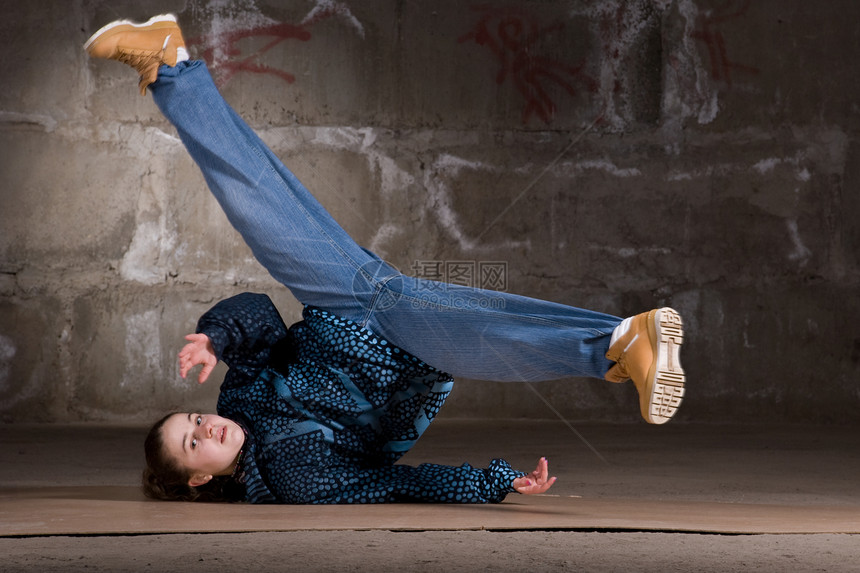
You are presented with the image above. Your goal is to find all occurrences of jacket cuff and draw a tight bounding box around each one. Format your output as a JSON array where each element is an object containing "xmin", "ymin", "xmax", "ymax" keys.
[
  {"xmin": 198, "ymin": 323, "xmax": 229, "ymax": 361},
  {"xmin": 488, "ymin": 458, "xmax": 527, "ymax": 498}
]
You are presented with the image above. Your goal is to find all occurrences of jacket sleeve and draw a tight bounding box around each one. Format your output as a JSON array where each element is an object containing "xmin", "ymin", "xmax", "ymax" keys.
[
  {"xmin": 267, "ymin": 459, "xmax": 525, "ymax": 505},
  {"xmin": 196, "ymin": 292, "xmax": 289, "ymax": 388}
]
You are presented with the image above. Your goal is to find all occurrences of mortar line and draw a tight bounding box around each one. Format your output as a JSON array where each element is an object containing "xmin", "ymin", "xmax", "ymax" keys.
[
  {"xmin": 269, "ymin": 129, "xmax": 381, "ymax": 244},
  {"xmin": 474, "ymin": 112, "xmax": 604, "ymax": 243}
]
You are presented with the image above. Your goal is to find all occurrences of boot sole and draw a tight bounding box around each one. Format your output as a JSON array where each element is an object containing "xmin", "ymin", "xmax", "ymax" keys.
[
  {"xmin": 644, "ymin": 307, "xmax": 685, "ymax": 424},
  {"xmin": 83, "ymin": 13, "xmax": 177, "ymax": 51}
]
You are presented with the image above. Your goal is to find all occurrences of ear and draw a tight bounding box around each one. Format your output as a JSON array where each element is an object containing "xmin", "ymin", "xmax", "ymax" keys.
[{"xmin": 188, "ymin": 473, "xmax": 213, "ymax": 487}]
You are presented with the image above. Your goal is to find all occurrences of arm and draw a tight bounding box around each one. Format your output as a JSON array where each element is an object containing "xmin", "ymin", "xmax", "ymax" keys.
[
  {"xmin": 268, "ymin": 458, "xmax": 555, "ymax": 505},
  {"xmin": 181, "ymin": 292, "xmax": 289, "ymax": 386}
]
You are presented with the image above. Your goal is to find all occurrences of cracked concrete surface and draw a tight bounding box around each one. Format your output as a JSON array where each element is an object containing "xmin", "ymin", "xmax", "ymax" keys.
[{"xmin": 1, "ymin": 421, "xmax": 858, "ymax": 571}]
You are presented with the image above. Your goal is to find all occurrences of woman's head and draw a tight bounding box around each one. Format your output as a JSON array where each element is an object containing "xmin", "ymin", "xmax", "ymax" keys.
[{"xmin": 142, "ymin": 412, "xmax": 246, "ymax": 502}]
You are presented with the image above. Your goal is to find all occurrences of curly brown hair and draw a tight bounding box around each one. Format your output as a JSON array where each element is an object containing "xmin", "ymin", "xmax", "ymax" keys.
[{"xmin": 142, "ymin": 412, "xmax": 245, "ymax": 503}]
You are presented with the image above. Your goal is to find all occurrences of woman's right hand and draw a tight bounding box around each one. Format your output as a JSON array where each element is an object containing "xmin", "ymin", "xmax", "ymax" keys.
[{"xmin": 178, "ymin": 333, "xmax": 217, "ymax": 384}]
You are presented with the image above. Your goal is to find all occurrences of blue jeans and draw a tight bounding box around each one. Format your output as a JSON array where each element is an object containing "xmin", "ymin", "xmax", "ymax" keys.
[{"xmin": 150, "ymin": 61, "xmax": 621, "ymax": 382}]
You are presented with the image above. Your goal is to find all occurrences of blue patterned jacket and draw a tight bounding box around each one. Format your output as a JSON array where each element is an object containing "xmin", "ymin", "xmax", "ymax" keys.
[{"xmin": 198, "ymin": 292, "xmax": 522, "ymax": 504}]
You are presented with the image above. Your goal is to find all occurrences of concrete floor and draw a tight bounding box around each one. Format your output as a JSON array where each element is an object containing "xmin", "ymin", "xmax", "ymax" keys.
[{"xmin": 1, "ymin": 420, "xmax": 859, "ymax": 571}]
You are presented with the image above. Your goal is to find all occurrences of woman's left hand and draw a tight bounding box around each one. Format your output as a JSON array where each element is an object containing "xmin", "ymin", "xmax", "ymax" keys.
[{"xmin": 512, "ymin": 457, "xmax": 557, "ymax": 495}]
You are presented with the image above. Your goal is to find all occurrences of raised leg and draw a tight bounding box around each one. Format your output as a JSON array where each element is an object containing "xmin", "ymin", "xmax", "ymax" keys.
[
  {"xmin": 86, "ymin": 15, "xmax": 684, "ymax": 421},
  {"xmin": 150, "ymin": 61, "xmax": 387, "ymax": 323},
  {"xmin": 149, "ymin": 61, "xmax": 621, "ymax": 382}
]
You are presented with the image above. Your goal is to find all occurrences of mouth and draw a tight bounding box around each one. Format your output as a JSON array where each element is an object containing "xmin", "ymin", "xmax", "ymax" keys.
[{"xmin": 219, "ymin": 427, "xmax": 225, "ymax": 443}]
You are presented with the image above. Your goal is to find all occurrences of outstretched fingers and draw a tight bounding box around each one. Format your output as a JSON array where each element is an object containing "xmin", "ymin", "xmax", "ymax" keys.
[{"xmin": 178, "ymin": 333, "xmax": 217, "ymax": 384}]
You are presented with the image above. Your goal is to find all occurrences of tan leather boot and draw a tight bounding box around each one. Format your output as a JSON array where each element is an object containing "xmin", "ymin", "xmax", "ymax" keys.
[
  {"xmin": 84, "ymin": 14, "xmax": 186, "ymax": 95},
  {"xmin": 605, "ymin": 307, "xmax": 685, "ymax": 424}
]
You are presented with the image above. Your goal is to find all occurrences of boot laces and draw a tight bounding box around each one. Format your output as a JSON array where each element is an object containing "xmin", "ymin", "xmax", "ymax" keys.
[{"xmin": 116, "ymin": 48, "xmax": 163, "ymax": 74}]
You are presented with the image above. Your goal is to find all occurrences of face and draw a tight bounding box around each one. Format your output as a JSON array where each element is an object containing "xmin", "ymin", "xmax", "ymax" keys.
[{"xmin": 161, "ymin": 413, "xmax": 245, "ymax": 487}]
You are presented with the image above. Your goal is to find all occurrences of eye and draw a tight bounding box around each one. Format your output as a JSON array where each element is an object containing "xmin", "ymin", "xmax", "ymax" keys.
[
  {"xmin": 191, "ymin": 438, "xmax": 198, "ymax": 449},
  {"xmin": 196, "ymin": 415, "xmax": 202, "ymax": 426}
]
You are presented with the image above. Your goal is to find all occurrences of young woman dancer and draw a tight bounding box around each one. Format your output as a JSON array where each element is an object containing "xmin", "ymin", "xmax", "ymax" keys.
[{"xmin": 84, "ymin": 14, "xmax": 685, "ymax": 504}]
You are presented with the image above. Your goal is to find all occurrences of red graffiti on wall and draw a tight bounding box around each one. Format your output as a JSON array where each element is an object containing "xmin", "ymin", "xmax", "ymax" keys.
[
  {"xmin": 191, "ymin": 23, "xmax": 310, "ymax": 86},
  {"xmin": 458, "ymin": 5, "xmax": 597, "ymax": 125},
  {"xmin": 189, "ymin": 8, "xmax": 340, "ymax": 87},
  {"xmin": 690, "ymin": 0, "xmax": 759, "ymax": 86}
]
